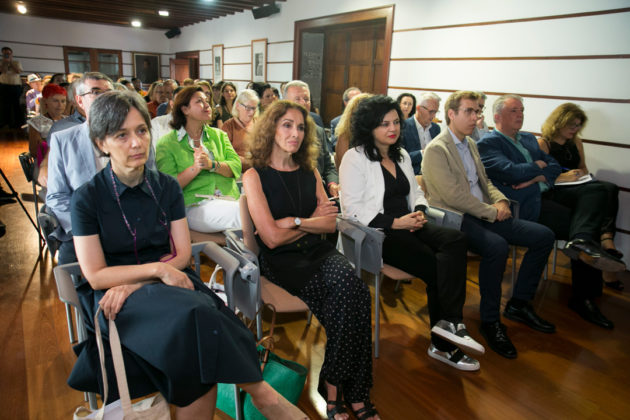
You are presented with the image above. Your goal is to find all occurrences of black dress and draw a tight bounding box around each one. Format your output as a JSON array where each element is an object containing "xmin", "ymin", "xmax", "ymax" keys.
[
  {"xmin": 255, "ymin": 166, "xmax": 373, "ymax": 403},
  {"xmin": 67, "ymin": 165, "xmax": 262, "ymax": 406},
  {"xmin": 547, "ymin": 139, "xmax": 619, "ymax": 236}
]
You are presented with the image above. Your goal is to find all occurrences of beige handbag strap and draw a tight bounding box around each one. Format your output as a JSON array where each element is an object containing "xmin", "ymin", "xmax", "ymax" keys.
[
  {"xmin": 93, "ymin": 308, "xmax": 110, "ymax": 420},
  {"xmin": 93, "ymin": 308, "xmax": 137, "ymax": 418}
]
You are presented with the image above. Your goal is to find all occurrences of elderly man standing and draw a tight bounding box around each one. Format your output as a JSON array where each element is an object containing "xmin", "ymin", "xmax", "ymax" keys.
[
  {"xmin": 283, "ymin": 80, "xmax": 340, "ymax": 198},
  {"xmin": 402, "ymin": 92, "xmax": 442, "ymax": 174},
  {"xmin": 0, "ymin": 46, "xmax": 25, "ymax": 129},
  {"xmin": 422, "ymin": 91, "xmax": 555, "ymax": 359},
  {"xmin": 477, "ymin": 94, "xmax": 623, "ymax": 329},
  {"xmin": 46, "ymin": 72, "xmax": 115, "ymax": 264}
]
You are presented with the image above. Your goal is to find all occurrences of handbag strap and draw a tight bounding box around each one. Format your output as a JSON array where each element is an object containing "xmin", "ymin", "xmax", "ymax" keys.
[
  {"xmin": 93, "ymin": 308, "xmax": 110, "ymax": 420},
  {"xmin": 108, "ymin": 314, "xmax": 136, "ymax": 416}
]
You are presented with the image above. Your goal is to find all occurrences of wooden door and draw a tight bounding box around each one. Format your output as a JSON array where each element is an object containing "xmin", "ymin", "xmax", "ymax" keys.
[
  {"xmin": 170, "ymin": 58, "xmax": 189, "ymax": 83},
  {"xmin": 321, "ymin": 21, "xmax": 385, "ymax": 124}
]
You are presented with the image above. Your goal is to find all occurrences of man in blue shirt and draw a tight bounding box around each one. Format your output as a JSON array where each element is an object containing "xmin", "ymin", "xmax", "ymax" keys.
[{"xmin": 478, "ymin": 94, "xmax": 624, "ymax": 330}]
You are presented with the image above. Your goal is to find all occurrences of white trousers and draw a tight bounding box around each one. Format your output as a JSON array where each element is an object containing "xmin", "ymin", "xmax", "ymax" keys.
[{"xmin": 186, "ymin": 198, "xmax": 241, "ymax": 233}]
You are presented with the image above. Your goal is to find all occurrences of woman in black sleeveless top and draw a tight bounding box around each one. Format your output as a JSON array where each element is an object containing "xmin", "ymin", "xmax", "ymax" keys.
[
  {"xmin": 243, "ymin": 100, "xmax": 380, "ymax": 420},
  {"xmin": 539, "ymin": 102, "xmax": 623, "ymax": 290}
]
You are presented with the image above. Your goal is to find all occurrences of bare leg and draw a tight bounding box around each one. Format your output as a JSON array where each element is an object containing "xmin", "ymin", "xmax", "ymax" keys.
[
  {"xmin": 239, "ymin": 381, "xmax": 307, "ymax": 420},
  {"xmin": 325, "ymin": 381, "xmax": 349, "ymax": 420},
  {"xmin": 174, "ymin": 386, "xmax": 217, "ymax": 420}
]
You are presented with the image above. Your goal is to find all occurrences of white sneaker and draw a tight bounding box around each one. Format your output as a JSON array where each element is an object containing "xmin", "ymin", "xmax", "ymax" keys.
[
  {"xmin": 427, "ymin": 344, "xmax": 480, "ymax": 371},
  {"xmin": 431, "ymin": 320, "xmax": 485, "ymax": 354}
]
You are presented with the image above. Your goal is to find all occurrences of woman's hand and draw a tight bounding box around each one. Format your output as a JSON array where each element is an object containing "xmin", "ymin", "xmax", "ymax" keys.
[
  {"xmin": 311, "ymin": 200, "xmax": 338, "ymax": 218},
  {"xmin": 392, "ymin": 211, "xmax": 426, "ymax": 232},
  {"xmin": 193, "ymin": 147, "xmax": 210, "ymax": 170},
  {"xmin": 98, "ymin": 283, "xmax": 145, "ymax": 320},
  {"xmin": 156, "ymin": 263, "xmax": 194, "ymax": 290},
  {"xmin": 556, "ymin": 169, "xmax": 582, "ymax": 183}
]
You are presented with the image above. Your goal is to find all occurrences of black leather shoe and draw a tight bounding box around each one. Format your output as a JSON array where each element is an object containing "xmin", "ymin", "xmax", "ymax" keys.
[
  {"xmin": 568, "ymin": 299, "xmax": 614, "ymax": 329},
  {"xmin": 563, "ymin": 239, "xmax": 626, "ymax": 272},
  {"xmin": 503, "ymin": 300, "xmax": 556, "ymax": 333},
  {"xmin": 479, "ymin": 321, "xmax": 517, "ymax": 359}
]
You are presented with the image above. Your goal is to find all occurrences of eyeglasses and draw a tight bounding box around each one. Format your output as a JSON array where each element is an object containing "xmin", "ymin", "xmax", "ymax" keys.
[
  {"xmin": 458, "ymin": 107, "xmax": 483, "ymax": 117},
  {"xmin": 567, "ymin": 122, "xmax": 582, "ymax": 130},
  {"xmin": 79, "ymin": 88, "xmax": 111, "ymax": 97},
  {"xmin": 420, "ymin": 105, "xmax": 439, "ymax": 116},
  {"xmin": 239, "ymin": 103, "xmax": 257, "ymax": 112}
]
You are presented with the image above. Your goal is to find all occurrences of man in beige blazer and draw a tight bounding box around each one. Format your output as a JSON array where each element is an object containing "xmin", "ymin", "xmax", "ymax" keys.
[{"xmin": 422, "ymin": 91, "xmax": 555, "ymax": 359}]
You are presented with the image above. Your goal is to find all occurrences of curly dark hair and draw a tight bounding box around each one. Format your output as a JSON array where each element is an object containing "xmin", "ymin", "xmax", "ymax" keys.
[
  {"xmin": 350, "ymin": 95, "xmax": 404, "ymax": 162},
  {"xmin": 396, "ymin": 92, "xmax": 416, "ymax": 118},
  {"xmin": 169, "ymin": 86, "xmax": 204, "ymax": 130},
  {"xmin": 248, "ymin": 100, "xmax": 319, "ymax": 171}
]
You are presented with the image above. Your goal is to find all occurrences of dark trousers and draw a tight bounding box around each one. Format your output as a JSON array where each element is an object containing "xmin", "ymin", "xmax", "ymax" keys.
[
  {"xmin": 58, "ymin": 238, "xmax": 78, "ymax": 265},
  {"xmin": 541, "ymin": 183, "xmax": 607, "ymax": 242},
  {"xmin": 0, "ymin": 83, "xmax": 25, "ymax": 129},
  {"xmin": 461, "ymin": 215, "xmax": 554, "ymax": 323},
  {"xmin": 593, "ymin": 180, "xmax": 619, "ymax": 235},
  {"xmin": 381, "ymin": 223, "xmax": 467, "ymax": 351},
  {"xmin": 538, "ymin": 197, "xmax": 603, "ymax": 299}
]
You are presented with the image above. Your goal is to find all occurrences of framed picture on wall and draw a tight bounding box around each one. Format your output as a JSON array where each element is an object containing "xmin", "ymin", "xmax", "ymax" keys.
[
  {"xmin": 212, "ymin": 44, "xmax": 223, "ymax": 82},
  {"xmin": 132, "ymin": 52, "xmax": 160, "ymax": 85},
  {"xmin": 251, "ymin": 38, "xmax": 267, "ymax": 82}
]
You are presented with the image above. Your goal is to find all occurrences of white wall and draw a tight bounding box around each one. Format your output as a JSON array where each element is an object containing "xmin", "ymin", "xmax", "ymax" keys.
[{"xmin": 0, "ymin": 13, "xmax": 169, "ymax": 80}]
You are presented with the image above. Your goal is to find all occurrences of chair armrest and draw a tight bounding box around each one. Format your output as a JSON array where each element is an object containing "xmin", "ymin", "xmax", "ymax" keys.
[
  {"xmin": 337, "ymin": 216, "xmax": 384, "ymax": 276},
  {"xmin": 53, "ymin": 262, "xmax": 82, "ymax": 309},
  {"xmin": 509, "ymin": 199, "xmax": 520, "ymax": 220}
]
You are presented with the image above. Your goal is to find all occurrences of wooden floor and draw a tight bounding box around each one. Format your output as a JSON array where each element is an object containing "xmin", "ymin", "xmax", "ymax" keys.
[{"xmin": 1, "ymin": 132, "xmax": 629, "ymax": 419}]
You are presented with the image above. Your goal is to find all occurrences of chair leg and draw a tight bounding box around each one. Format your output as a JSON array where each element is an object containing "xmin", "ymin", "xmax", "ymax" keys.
[
  {"xmin": 306, "ymin": 311, "xmax": 313, "ymax": 325},
  {"xmin": 552, "ymin": 241, "xmax": 558, "ymax": 274},
  {"xmin": 87, "ymin": 392, "xmax": 98, "ymax": 410},
  {"xmin": 510, "ymin": 246, "xmax": 517, "ymax": 297},
  {"xmin": 256, "ymin": 309, "xmax": 263, "ymax": 341},
  {"xmin": 374, "ymin": 273, "xmax": 381, "ymax": 358},
  {"xmin": 234, "ymin": 384, "xmax": 243, "ymax": 420},
  {"xmin": 65, "ymin": 303, "xmax": 76, "ymax": 344}
]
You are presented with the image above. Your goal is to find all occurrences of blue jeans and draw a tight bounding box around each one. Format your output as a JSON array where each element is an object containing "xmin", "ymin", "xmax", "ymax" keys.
[{"xmin": 461, "ymin": 215, "xmax": 554, "ymax": 323}]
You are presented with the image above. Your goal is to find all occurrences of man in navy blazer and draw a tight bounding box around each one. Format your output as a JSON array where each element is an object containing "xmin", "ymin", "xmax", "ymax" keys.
[
  {"xmin": 478, "ymin": 94, "xmax": 619, "ymax": 330},
  {"xmin": 402, "ymin": 92, "xmax": 442, "ymax": 174}
]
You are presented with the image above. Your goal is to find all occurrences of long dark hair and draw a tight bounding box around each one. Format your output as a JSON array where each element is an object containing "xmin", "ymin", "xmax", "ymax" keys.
[{"xmin": 351, "ymin": 95, "xmax": 404, "ymax": 162}]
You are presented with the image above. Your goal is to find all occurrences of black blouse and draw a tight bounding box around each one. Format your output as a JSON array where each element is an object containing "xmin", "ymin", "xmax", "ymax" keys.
[
  {"xmin": 369, "ymin": 162, "xmax": 410, "ymax": 229},
  {"xmin": 548, "ymin": 140, "xmax": 581, "ymax": 171}
]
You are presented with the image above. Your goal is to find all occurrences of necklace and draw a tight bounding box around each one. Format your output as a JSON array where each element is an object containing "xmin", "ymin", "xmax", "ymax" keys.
[{"xmin": 274, "ymin": 167, "xmax": 302, "ymax": 215}]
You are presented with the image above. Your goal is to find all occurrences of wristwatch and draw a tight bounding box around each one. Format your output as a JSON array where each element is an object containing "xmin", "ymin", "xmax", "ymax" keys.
[{"xmin": 294, "ymin": 217, "xmax": 302, "ymax": 227}]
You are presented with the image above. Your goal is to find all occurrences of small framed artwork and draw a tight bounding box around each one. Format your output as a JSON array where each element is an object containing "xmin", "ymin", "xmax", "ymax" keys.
[
  {"xmin": 212, "ymin": 44, "xmax": 223, "ymax": 82},
  {"xmin": 132, "ymin": 52, "xmax": 160, "ymax": 84},
  {"xmin": 251, "ymin": 38, "xmax": 267, "ymax": 82}
]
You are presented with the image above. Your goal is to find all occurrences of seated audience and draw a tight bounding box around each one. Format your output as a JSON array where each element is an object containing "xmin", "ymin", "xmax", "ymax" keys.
[
  {"xmin": 156, "ymin": 87, "xmax": 241, "ymax": 233},
  {"xmin": 340, "ymin": 95, "xmax": 484, "ymax": 371},
  {"xmin": 151, "ymin": 86, "xmax": 184, "ymax": 149},
  {"xmin": 252, "ymin": 83, "xmax": 277, "ymax": 113},
  {"xmin": 478, "ymin": 95, "xmax": 624, "ymax": 329},
  {"xmin": 50, "ymin": 73, "xmax": 67, "ymax": 85},
  {"xmin": 46, "ymin": 72, "xmax": 116, "ymax": 264},
  {"xmin": 131, "ymin": 77, "xmax": 146, "ymax": 96},
  {"xmin": 216, "ymin": 82, "xmax": 237, "ymax": 129},
  {"xmin": 244, "ymin": 100, "xmax": 380, "ymax": 420},
  {"xmin": 334, "ymin": 93, "xmax": 372, "ymax": 169},
  {"xmin": 396, "ymin": 92, "xmax": 416, "ymax": 121},
  {"xmin": 182, "ymin": 77, "xmax": 194, "ymax": 86},
  {"xmin": 27, "ymin": 83, "xmax": 67, "ymax": 186},
  {"xmin": 402, "ymin": 92, "xmax": 442, "ymax": 174},
  {"xmin": 47, "ymin": 79, "xmax": 85, "ymax": 138},
  {"xmin": 330, "ymin": 87, "xmax": 361, "ymax": 148},
  {"xmin": 221, "ymin": 89, "xmax": 259, "ymax": 171},
  {"xmin": 26, "ymin": 74, "xmax": 43, "ymax": 115},
  {"xmin": 422, "ymin": 91, "xmax": 555, "ymax": 359},
  {"xmin": 68, "ymin": 90, "xmax": 306, "ymax": 420},
  {"xmin": 156, "ymin": 79, "xmax": 178, "ymax": 116}
]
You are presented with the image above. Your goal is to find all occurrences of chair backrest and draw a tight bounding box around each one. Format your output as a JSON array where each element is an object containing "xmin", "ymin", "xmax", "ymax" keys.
[
  {"xmin": 425, "ymin": 206, "xmax": 463, "ymax": 230},
  {"xmin": 18, "ymin": 152, "xmax": 35, "ymax": 183},
  {"xmin": 239, "ymin": 195, "xmax": 260, "ymax": 256}
]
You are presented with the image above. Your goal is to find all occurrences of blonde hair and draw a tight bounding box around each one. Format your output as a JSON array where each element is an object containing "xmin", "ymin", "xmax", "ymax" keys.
[
  {"xmin": 335, "ymin": 93, "xmax": 373, "ymax": 142},
  {"xmin": 248, "ymin": 100, "xmax": 319, "ymax": 171},
  {"xmin": 541, "ymin": 102, "xmax": 587, "ymax": 144}
]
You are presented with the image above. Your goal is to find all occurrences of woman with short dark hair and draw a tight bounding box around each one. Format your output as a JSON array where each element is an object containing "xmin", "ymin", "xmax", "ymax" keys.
[
  {"xmin": 69, "ymin": 90, "xmax": 307, "ymax": 420},
  {"xmin": 244, "ymin": 99, "xmax": 380, "ymax": 420},
  {"xmin": 340, "ymin": 95, "xmax": 484, "ymax": 371},
  {"xmin": 156, "ymin": 86, "xmax": 241, "ymax": 233}
]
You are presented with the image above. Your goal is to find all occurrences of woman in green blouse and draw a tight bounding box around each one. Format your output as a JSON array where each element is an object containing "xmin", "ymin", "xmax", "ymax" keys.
[{"xmin": 156, "ymin": 86, "xmax": 241, "ymax": 232}]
